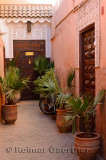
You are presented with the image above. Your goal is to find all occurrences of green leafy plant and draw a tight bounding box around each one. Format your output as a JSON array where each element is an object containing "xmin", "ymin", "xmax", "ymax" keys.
[
  {"xmin": 65, "ymin": 89, "xmax": 105, "ymax": 133},
  {"xmin": 34, "ymin": 68, "xmax": 75, "ymax": 109},
  {"xmin": 50, "ymin": 61, "xmax": 54, "ymax": 69},
  {"xmin": 0, "ymin": 66, "xmax": 30, "ymax": 104},
  {"xmin": 34, "ymin": 56, "xmax": 49, "ymax": 76},
  {"xmin": 6, "ymin": 55, "xmax": 19, "ymax": 69},
  {"xmin": 56, "ymin": 91, "xmax": 70, "ymax": 108},
  {"xmin": 34, "ymin": 66, "xmax": 75, "ymax": 106},
  {"xmin": 67, "ymin": 68, "xmax": 75, "ymax": 94},
  {"xmin": 55, "ymin": 68, "xmax": 75, "ymax": 108},
  {"xmin": 34, "ymin": 68, "xmax": 59, "ymax": 98}
]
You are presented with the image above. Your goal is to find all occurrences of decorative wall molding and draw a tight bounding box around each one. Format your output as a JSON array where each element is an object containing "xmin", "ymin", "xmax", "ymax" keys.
[
  {"xmin": 8, "ymin": 21, "xmax": 51, "ymax": 58},
  {"xmin": 76, "ymin": 0, "xmax": 100, "ymax": 68},
  {"xmin": 6, "ymin": 17, "xmax": 51, "ymax": 23}
]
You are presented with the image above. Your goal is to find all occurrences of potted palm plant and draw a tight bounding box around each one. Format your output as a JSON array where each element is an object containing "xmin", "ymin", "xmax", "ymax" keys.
[
  {"xmin": 34, "ymin": 68, "xmax": 75, "ymax": 132},
  {"xmin": 34, "ymin": 56, "xmax": 54, "ymax": 104},
  {"xmin": 34, "ymin": 56, "xmax": 49, "ymax": 77},
  {"xmin": 0, "ymin": 66, "xmax": 29, "ymax": 124},
  {"xmin": 65, "ymin": 89, "xmax": 105, "ymax": 160},
  {"xmin": 56, "ymin": 91, "xmax": 71, "ymax": 132},
  {"xmin": 34, "ymin": 68, "xmax": 59, "ymax": 111},
  {"xmin": 56, "ymin": 68, "xmax": 75, "ymax": 133},
  {"xmin": 34, "ymin": 68, "xmax": 58, "ymax": 96}
]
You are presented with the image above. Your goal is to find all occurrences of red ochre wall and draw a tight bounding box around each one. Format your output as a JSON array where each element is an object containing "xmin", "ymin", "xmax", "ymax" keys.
[
  {"xmin": 0, "ymin": 37, "xmax": 5, "ymax": 123},
  {"xmin": 96, "ymin": 0, "xmax": 106, "ymax": 158},
  {"xmin": 51, "ymin": 0, "xmax": 106, "ymax": 159}
]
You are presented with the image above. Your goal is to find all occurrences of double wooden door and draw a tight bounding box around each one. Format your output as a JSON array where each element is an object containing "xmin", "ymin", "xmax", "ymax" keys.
[
  {"xmin": 13, "ymin": 40, "xmax": 45, "ymax": 100},
  {"xmin": 80, "ymin": 27, "xmax": 95, "ymax": 96}
]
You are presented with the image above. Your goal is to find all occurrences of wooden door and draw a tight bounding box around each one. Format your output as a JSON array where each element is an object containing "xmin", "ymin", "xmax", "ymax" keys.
[
  {"xmin": 80, "ymin": 27, "xmax": 95, "ymax": 96},
  {"xmin": 13, "ymin": 40, "xmax": 45, "ymax": 100}
]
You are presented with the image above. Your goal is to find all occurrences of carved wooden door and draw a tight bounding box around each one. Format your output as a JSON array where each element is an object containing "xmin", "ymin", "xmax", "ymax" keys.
[
  {"xmin": 83, "ymin": 28, "xmax": 95, "ymax": 96},
  {"xmin": 13, "ymin": 40, "xmax": 45, "ymax": 100}
]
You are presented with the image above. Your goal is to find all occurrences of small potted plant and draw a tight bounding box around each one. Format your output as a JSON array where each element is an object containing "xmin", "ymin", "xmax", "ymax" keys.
[
  {"xmin": 56, "ymin": 90, "xmax": 71, "ymax": 133},
  {"xmin": 0, "ymin": 66, "xmax": 29, "ymax": 124},
  {"xmin": 34, "ymin": 67, "xmax": 75, "ymax": 132},
  {"xmin": 34, "ymin": 56, "xmax": 49, "ymax": 77},
  {"xmin": 34, "ymin": 68, "xmax": 59, "ymax": 112},
  {"xmin": 34, "ymin": 56, "xmax": 54, "ymax": 103},
  {"xmin": 56, "ymin": 68, "xmax": 75, "ymax": 133},
  {"xmin": 65, "ymin": 89, "xmax": 105, "ymax": 160}
]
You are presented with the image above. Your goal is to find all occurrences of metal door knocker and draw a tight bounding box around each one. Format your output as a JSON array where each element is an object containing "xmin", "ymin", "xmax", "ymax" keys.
[{"xmin": 28, "ymin": 59, "xmax": 31, "ymax": 64}]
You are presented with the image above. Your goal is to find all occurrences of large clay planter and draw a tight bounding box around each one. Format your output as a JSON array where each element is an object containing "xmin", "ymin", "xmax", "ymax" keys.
[
  {"xmin": 56, "ymin": 108, "xmax": 72, "ymax": 133},
  {"xmin": 2, "ymin": 104, "xmax": 17, "ymax": 124},
  {"xmin": 75, "ymin": 132, "xmax": 100, "ymax": 160}
]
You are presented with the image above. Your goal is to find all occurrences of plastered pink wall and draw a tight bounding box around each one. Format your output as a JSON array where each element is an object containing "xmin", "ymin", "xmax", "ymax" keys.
[
  {"xmin": 95, "ymin": 0, "xmax": 106, "ymax": 159},
  {"xmin": 51, "ymin": 0, "xmax": 81, "ymax": 93},
  {"xmin": 100, "ymin": 0, "xmax": 106, "ymax": 69},
  {"xmin": 51, "ymin": 0, "xmax": 106, "ymax": 158},
  {"xmin": 52, "ymin": 13, "xmax": 76, "ymax": 89},
  {"xmin": 0, "ymin": 38, "xmax": 4, "ymax": 78},
  {"xmin": 51, "ymin": 0, "xmax": 106, "ymax": 93},
  {"xmin": 51, "ymin": 0, "xmax": 82, "ymax": 40},
  {"xmin": 95, "ymin": 0, "xmax": 106, "ymax": 92},
  {"xmin": 0, "ymin": 37, "xmax": 5, "ymax": 123}
]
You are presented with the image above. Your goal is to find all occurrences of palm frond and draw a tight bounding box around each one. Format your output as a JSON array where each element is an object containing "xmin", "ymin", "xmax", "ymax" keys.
[
  {"xmin": 34, "ymin": 68, "xmax": 59, "ymax": 98},
  {"xmin": 50, "ymin": 61, "xmax": 54, "ymax": 68},
  {"xmin": 34, "ymin": 56, "xmax": 49, "ymax": 76},
  {"xmin": 67, "ymin": 68, "xmax": 75, "ymax": 89},
  {"xmin": 0, "ymin": 76, "xmax": 3, "ymax": 84},
  {"xmin": 65, "ymin": 89, "xmax": 106, "ymax": 133},
  {"xmin": 0, "ymin": 66, "xmax": 30, "ymax": 104},
  {"xmin": 94, "ymin": 89, "xmax": 105, "ymax": 107},
  {"xmin": 56, "ymin": 91, "xmax": 70, "ymax": 108}
]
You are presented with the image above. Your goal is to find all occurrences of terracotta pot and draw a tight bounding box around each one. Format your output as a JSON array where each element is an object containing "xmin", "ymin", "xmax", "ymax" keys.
[
  {"xmin": 75, "ymin": 132, "xmax": 100, "ymax": 160},
  {"xmin": 2, "ymin": 104, "xmax": 17, "ymax": 124},
  {"xmin": 56, "ymin": 108, "xmax": 72, "ymax": 133}
]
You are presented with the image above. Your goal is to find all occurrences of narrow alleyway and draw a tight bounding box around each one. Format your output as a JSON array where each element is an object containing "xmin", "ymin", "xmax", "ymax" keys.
[{"xmin": 0, "ymin": 101, "xmax": 78, "ymax": 160}]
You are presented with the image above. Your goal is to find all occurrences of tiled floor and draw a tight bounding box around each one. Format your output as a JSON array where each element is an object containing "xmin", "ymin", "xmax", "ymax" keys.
[{"xmin": 0, "ymin": 101, "xmax": 78, "ymax": 160}]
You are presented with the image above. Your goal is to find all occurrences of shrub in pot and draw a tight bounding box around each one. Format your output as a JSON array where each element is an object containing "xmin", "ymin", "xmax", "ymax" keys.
[
  {"xmin": 56, "ymin": 68, "xmax": 75, "ymax": 133},
  {"xmin": 34, "ymin": 68, "xmax": 59, "ymax": 111},
  {"xmin": 34, "ymin": 56, "xmax": 49, "ymax": 77},
  {"xmin": 0, "ymin": 66, "xmax": 29, "ymax": 124},
  {"xmin": 56, "ymin": 91, "xmax": 72, "ymax": 133},
  {"xmin": 34, "ymin": 68, "xmax": 59, "ymax": 95},
  {"xmin": 34, "ymin": 68, "xmax": 75, "ymax": 132},
  {"xmin": 66, "ymin": 68, "xmax": 75, "ymax": 95},
  {"xmin": 34, "ymin": 56, "xmax": 54, "ymax": 103},
  {"xmin": 65, "ymin": 89, "xmax": 105, "ymax": 160}
]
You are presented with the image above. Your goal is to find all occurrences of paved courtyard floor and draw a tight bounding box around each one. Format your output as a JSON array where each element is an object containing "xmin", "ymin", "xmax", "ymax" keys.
[{"xmin": 0, "ymin": 101, "xmax": 78, "ymax": 160}]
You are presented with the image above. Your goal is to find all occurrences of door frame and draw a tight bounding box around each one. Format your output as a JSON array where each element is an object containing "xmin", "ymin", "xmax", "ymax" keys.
[
  {"xmin": 79, "ymin": 24, "xmax": 95, "ymax": 95},
  {"xmin": 13, "ymin": 40, "xmax": 46, "ymax": 100},
  {"xmin": 13, "ymin": 40, "xmax": 46, "ymax": 59}
]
